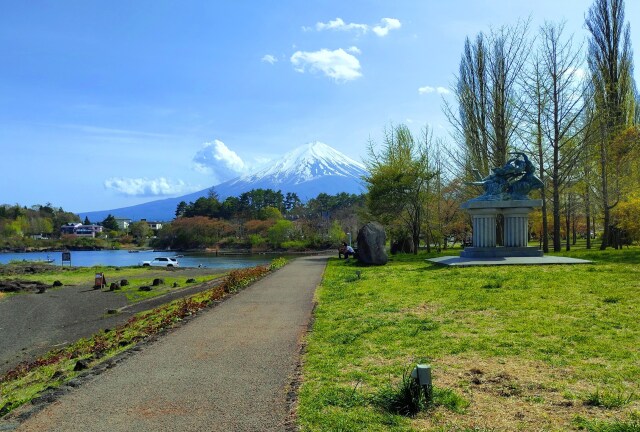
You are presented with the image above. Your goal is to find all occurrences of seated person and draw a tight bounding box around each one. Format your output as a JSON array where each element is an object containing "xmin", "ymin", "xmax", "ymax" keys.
[
  {"xmin": 338, "ymin": 242, "xmax": 347, "ymax": 258},
  {"xmin": 343, "ymin": 243, "xmax": 355, "ymax": 259},
  {"xmin": 338, "ymin": 242, "xmax": 356, "ymax": 259}
]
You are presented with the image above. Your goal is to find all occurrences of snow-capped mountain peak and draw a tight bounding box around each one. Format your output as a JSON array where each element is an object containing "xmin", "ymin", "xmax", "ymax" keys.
[
  {"xmin": 78, "ymin": 142, "xmax": 367, "ymax": 221},
  {"xmin": 235, "ymin": 141, "xmax": 366, "ymax": 185}
]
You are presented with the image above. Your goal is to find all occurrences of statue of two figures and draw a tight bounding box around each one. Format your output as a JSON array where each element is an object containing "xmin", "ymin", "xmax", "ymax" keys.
[{"xmin": 468, "ymin": 152, "xmax": 543, "ymax": 201}]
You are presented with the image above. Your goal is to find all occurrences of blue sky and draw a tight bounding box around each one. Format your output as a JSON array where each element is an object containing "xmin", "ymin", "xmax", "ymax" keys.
[{"xmin": 1, "ymin": 0, "xmax": 639, "ymax": 213}]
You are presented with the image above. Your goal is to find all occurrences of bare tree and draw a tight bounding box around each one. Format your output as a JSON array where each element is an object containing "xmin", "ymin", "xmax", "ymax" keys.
[
  {"xmin": 520, "ymin": 53, "xmax": 552, "ymax": 252},
  {"xmin": 585, "ymin": 0, "xmax": 636, "ymax": 249},
  {"xmin": 445, "ymin": 20, "xmax": 530, "ymax": 178},
  {"xmin": 539, "ymin": 22, "xmax": 587, "ymax": 251}
]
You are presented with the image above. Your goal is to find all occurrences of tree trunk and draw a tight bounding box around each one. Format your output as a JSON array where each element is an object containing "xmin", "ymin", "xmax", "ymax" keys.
[
  {"xmin": 585, "ymin": 181, "xmax": 592, "ymax": 249},
  {"xmin": 599, "ymin": 132, "xmax": 610, "ymax": 250},
  {"xmin": 565, "ymin": 195, "xmax": 571, "ymax": 251}
]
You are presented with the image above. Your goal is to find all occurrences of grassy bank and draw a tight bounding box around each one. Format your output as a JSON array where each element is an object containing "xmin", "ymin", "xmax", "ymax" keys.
[
  {"xmin": 298, "ymin": 248, "xmax": 640, "ymax": 431},
  {"xmin": 0, "ymin": 263, "xmax": 226, "ymax": 303}
]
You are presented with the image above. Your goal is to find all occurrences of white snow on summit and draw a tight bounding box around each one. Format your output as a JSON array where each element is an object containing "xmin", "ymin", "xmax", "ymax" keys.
[{"xmin": 232, "ymin": 141, "xmax": 365, "ymax": 185}]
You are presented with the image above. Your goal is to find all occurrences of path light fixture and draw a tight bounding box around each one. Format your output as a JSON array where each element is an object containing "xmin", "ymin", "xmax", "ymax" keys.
[
  {"xmin": 411, "ymin": 364, "xmax": 432, "ymax": 401},
  {"xmin": 356, "ymin": 270, "xmax": 361, "ymax": 279}
]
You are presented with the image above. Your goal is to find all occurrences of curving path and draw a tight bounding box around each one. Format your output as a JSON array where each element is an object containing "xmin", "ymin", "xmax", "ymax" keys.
[{"xmin": 10, "ymin": 255, "xmax": 328, "ymax": 432}]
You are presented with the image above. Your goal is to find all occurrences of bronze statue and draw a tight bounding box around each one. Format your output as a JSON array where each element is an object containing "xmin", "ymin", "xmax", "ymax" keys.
[{"xmin": 467, "ymin": 153, "xmax": 542, "ymax": 201}]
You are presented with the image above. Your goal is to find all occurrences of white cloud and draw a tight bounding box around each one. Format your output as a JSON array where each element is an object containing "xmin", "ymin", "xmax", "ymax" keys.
[
  {"xmin": 372, "ymin": 18, "xmax": 402, "ymax": 37},
  {"xmin": 312, "ymin": 17, "xmax": 401, "ymax": 37},
  {"xmin": 418, "ymin": 85, "xmax": 450, "ymax": 95},
  {"xmin": 291, "ymin": 48, "xmax": 362, "ymax": 81},
  {"xmin": 193, "ymin": 140, "xmax": 246, "ymax": 182},
  {"xmin": 564, "ymin": 66, "xmax": 586, "ymax": 80},
  {"xmin": 347, "ymin": 46, "xmax": 361, "ymax": 54},
  {"xmin": 316, "ymin": 17, "xmax": 368, "ymax": 33},
  {"xmin": 104, "ymin": 177, "xmax": 191, "ymax": 196},
  {"xmin": 261, "ymin": 54, "xmax": 277, "ymax": 64}
]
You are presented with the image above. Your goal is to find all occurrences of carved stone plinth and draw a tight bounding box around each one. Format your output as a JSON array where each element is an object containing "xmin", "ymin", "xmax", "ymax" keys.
[{"xmin": 460, "ymin": 199, "xmax": 542, "ymax": 258}]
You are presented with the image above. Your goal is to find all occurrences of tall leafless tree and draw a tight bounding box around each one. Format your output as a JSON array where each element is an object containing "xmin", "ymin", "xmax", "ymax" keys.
[
  {"xmin": 585, "ymin": 0, "xmax": 636, "ymax": 249},
  {"xmin": 539, "ymin": 22, "xmax": 587, "ymax": 251},
  {"xmin": 445, "ymin": 20, "xmax": 530, "ymax": 178}
]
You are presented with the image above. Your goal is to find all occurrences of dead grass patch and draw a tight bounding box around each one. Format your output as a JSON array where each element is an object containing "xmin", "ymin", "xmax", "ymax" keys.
[{"xmin": 411, "ymin": 356, "xmax": 639, "ymax": 431}]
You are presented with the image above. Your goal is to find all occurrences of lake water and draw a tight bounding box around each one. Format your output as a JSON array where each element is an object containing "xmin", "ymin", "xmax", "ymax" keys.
[{"xmin": 0, "ymin": 250, "xmax": 275, "ymax": 270}]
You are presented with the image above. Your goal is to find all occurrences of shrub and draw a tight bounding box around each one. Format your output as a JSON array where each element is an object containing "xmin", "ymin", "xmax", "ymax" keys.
[
  {"xmin": 574, "ymin": 412, "xmax": 640, "ymax": 431},
  {"xmin": 584, "ymin": 389, "xmax": 636, "ymax": 408},
  {"xmin": 281, "ymin": 240, "xmax": 307, "ymax": 251},
  {"xmin": 375, "ymin": 371, "xmax": 426, "ymax": 417}
]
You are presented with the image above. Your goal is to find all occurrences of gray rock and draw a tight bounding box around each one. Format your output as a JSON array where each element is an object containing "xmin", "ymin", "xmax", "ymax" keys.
[
  {"xmin": 73, "ymin": 359, "xmax": 89, "ymax": 372},
  {"xmin": 356, "ymin": 222, "xmax": 388, "ymax": 265},
  {"xmin": 152, "ymin": 278, "xmax": 164, "ymax": 286}
]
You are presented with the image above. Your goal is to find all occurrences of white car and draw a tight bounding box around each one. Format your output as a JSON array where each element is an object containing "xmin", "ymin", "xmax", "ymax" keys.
[{"xmin": 140, "ymin": 257, "xmax": 179, "ymax": 267}]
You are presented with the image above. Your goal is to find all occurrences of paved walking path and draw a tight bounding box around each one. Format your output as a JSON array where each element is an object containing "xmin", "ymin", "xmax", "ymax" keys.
[{"xmin": 12, "ymin": 256, "xmax": 328, "ymax": 432}]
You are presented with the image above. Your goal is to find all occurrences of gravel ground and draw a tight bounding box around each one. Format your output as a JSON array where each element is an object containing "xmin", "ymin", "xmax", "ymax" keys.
[
  {"xmin": 6, "ymin": 255, "xmax": 327, "ymax": 432},
  {"xmin": 0, "ymin": 267, "xmax": 225, "ymax": 375}
]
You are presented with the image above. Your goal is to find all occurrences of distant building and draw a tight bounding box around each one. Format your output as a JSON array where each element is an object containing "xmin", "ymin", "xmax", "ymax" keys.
[
  {"xmin": 60, "ymin": 223, "xmax": 82, "ymax": 235},
  {"xmin": 141, "ymin": 219, "xmax": 163, "ymax": 230},
  {"xmin": 115, "ymin": 218, "xmax": 132, "ymax": 230},
  {"xmin": 60, "ymin": 223, "xmax": 103, "ymax": 238}
]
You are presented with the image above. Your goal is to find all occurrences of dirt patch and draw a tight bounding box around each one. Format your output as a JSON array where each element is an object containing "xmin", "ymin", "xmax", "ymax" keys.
[
  {"xmin": 412, "ymin": 356, "xmax": 638, "ymax": 431},
  {"xmin": 0, "ymin": 263, "xmax": 63, "ymax": 276},
  {"xmin": 0, "ymin": 279, "xmax": 50, "ymax": 293}
]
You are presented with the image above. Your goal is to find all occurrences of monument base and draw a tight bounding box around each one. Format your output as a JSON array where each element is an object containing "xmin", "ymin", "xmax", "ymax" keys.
[{"xmin": 460, "ymin": 246, "xmax": 543, "ymax": 258}]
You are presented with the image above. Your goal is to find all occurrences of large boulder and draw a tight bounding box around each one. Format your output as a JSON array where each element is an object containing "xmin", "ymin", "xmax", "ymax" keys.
[{"xmin": 356, "ymin": 222, "xmax": 388, "ymax": 265}]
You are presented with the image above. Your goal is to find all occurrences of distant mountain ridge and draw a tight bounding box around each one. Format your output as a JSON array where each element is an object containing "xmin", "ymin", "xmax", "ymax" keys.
[{"xmin": 79, "ymin": 142, "xmax": 367, "ymax": 222}]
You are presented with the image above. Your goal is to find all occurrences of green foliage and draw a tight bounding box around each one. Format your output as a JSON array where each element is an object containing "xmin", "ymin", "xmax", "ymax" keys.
[
  {"xmin": 128, "ymin": 221, "xmax": 152, "ymax": 246},
  {"xmin": 328, "ymin": 220, "xmax": 346, "ymax": 245},
  {"xmin": 280, "ymin": 240, "xmax": 307, "ymax": 250},
  {"xmin": 269, "ymin": 257, "xmax": 287, "ymax": 270},
  {"xmin": 101, "ymin": 214, "xmax": 119, "ymax": 231},
  {"xmin": 364, "ymin": 124, "xmax": 437, "ymax": 253},
  {"xmin": 258, "ymin": 206, "xmax": 282, "ymax": 221},
  {"xmin": 267, "ymin": 219, "xmax": 294, "ymax": 248},
  {"xmin": 584, "ymin": 389, "xmax": 636, "ymax": 409},
  {"xmin": 574, "ymin": 412, "xmax": 640, "ymax": 432},
  {"xmin": 249, "ymin": 234, "xmax": 267, "ymax": 247},
  {"xmin": 613, "ymin": 193, "xmax": 640, "ymax": 244},
  {"xmin": 376, "ymin": 371, "xmax": 426, "ymax": 417},
  {"xmin": 432, "ymin": 386, "xmax": 469, "ymax": 413}
]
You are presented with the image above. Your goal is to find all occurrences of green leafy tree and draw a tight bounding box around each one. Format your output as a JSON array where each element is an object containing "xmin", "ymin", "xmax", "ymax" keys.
[
  {"xmin": 258, "ymin": 206, "xmax": 283, "ymax": 221},
  {"xmin": 364, "ymin": 124, "xmax": 437, "ymax": 254},
  {"xmin": 585, "ymin": 0, "xmax": 637, "ymax": 249},
  {"xmin": 175, "ymin": 201, "xmax": 187, "ymax": 218},
  {"xmin": 328, "ymin": 220, "xmax": 346, "ymax": 246},
  {"xmin": 129, "ymin": 221, "xmax": 152, "ymax": 245},
  {"xmin": 101, "ymin": 214, "xmax": 119, "ymax": 231},
  {"xmin": 267, "ymin": 219, "xmax": 294, "ymax": 248}
]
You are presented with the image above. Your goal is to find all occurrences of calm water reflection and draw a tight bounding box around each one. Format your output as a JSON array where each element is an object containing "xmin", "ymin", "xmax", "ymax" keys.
[{"xmin": 0, "ymin": 250, "xmax": 275, "ymax": 270}]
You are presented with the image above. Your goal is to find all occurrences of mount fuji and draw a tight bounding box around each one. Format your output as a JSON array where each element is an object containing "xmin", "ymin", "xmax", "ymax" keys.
[{"xmin": 79, "ymin": 142, "xmax": 367, "ymax": 222}]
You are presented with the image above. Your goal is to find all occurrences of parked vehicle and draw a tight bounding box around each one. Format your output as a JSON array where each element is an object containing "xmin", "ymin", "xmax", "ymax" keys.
[{"xmin": 140, "ymin": 257, "xmax": 179, "ymax": 267}]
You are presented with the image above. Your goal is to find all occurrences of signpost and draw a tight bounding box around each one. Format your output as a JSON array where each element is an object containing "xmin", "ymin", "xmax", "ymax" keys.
[{"xmin": 61, "ymin": 252, "xmax": 71, "ymax": 267}]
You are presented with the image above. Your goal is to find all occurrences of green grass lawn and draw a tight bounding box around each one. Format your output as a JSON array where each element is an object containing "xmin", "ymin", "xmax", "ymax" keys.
[{"xmin": 298, "ymin": 248, "xmax": 640, "ymax": 431}]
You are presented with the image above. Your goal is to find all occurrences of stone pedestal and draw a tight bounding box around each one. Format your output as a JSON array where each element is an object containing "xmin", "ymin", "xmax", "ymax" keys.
[
  {"xmin": 460, "ymin": 199, "xmax": 542, "ymax": 258},
  {"xmin": 470, "ymin": 209, "xmax": 498, "ymax": 248}
]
